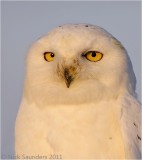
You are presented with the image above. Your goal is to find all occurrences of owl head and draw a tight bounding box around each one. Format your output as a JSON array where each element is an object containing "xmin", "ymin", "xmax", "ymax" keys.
[{"xmin": 24, "ymin": 24, "xmax": 136, "ymax": 106}]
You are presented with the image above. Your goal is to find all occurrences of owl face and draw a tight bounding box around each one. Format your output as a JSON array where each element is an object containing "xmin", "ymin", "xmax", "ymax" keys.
[{"xmin": 25, "ymin": 24, "xmax": 136, "ymax": 105}]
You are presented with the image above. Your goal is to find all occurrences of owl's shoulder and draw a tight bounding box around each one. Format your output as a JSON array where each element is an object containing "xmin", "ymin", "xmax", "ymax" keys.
[{"xmin": 116, "ymin": 94, "xmax": 141, "ymax": 158}]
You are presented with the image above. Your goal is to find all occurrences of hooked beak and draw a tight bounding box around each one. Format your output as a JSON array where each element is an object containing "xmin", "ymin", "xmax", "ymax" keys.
[{"xmin": 64, "ymin": 68, "xmax": 74, "ymax": 88}]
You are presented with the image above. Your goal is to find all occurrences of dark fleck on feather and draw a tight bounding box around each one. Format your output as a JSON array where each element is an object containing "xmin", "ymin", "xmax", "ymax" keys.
[
  {"xmin": 133, "ymin": 122, "xmax": 137, "ymax": 127},
  {"xmin": 137, "ymin": 135, "xmax": 141, "ymax": 141}
]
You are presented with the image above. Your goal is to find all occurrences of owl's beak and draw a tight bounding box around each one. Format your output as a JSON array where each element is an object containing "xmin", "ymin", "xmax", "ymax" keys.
[{"xmin": 64, "ymin": 68, "xmax": 73, "ymax": 88}]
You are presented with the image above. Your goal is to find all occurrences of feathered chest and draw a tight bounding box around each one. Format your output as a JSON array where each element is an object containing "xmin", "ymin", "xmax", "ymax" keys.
[{"xmin": 16, "ymin": 100, "xmax": 125, "ymax": 158}]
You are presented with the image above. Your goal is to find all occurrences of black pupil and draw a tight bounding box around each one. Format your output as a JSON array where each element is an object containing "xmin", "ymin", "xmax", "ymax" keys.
[
  {"xmin": 91, "ymin": 52, "xmax": 96, "ymax": 57},
  {"xmin": 51, "ymin": 53, "xmax": 54, "ymax": 57}
]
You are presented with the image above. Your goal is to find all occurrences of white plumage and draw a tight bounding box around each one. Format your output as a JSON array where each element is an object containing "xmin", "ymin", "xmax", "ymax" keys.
[{"xmin": 15, "ymin": 24, "xmax": 141, "ymax": 159}]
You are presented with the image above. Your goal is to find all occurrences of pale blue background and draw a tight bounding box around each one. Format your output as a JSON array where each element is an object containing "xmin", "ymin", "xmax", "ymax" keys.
[{"xmin": 1, "ymin": 1, "xmax": 141, "ymax": 158}]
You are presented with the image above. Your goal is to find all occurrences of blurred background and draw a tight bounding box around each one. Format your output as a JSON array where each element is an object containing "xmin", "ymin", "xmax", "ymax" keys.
[{"xmin": 1, "ymin": 1, "xmax": 141, "ymax": 159}]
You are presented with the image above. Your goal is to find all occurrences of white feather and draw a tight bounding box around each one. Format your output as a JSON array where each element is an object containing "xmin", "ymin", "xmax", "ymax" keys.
[{"xmin": 15, "ymin": 24, "xmax": 141, "ymax": 159}]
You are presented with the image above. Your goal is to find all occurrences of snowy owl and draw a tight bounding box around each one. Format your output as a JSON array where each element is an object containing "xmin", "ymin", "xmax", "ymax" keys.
[{"xmin": 15, "ymin": 24, "xmax": 141, "ymax": 159}]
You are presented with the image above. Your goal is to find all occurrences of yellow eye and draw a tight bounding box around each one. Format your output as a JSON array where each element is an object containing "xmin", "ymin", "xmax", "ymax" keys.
[
  {"xmin": 84, "ymin": 51, "xmax": 103, "ymax": 62},
  {"xmin": 44, "ymin": 52, "xmax": 55, "ymax": 62}
]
